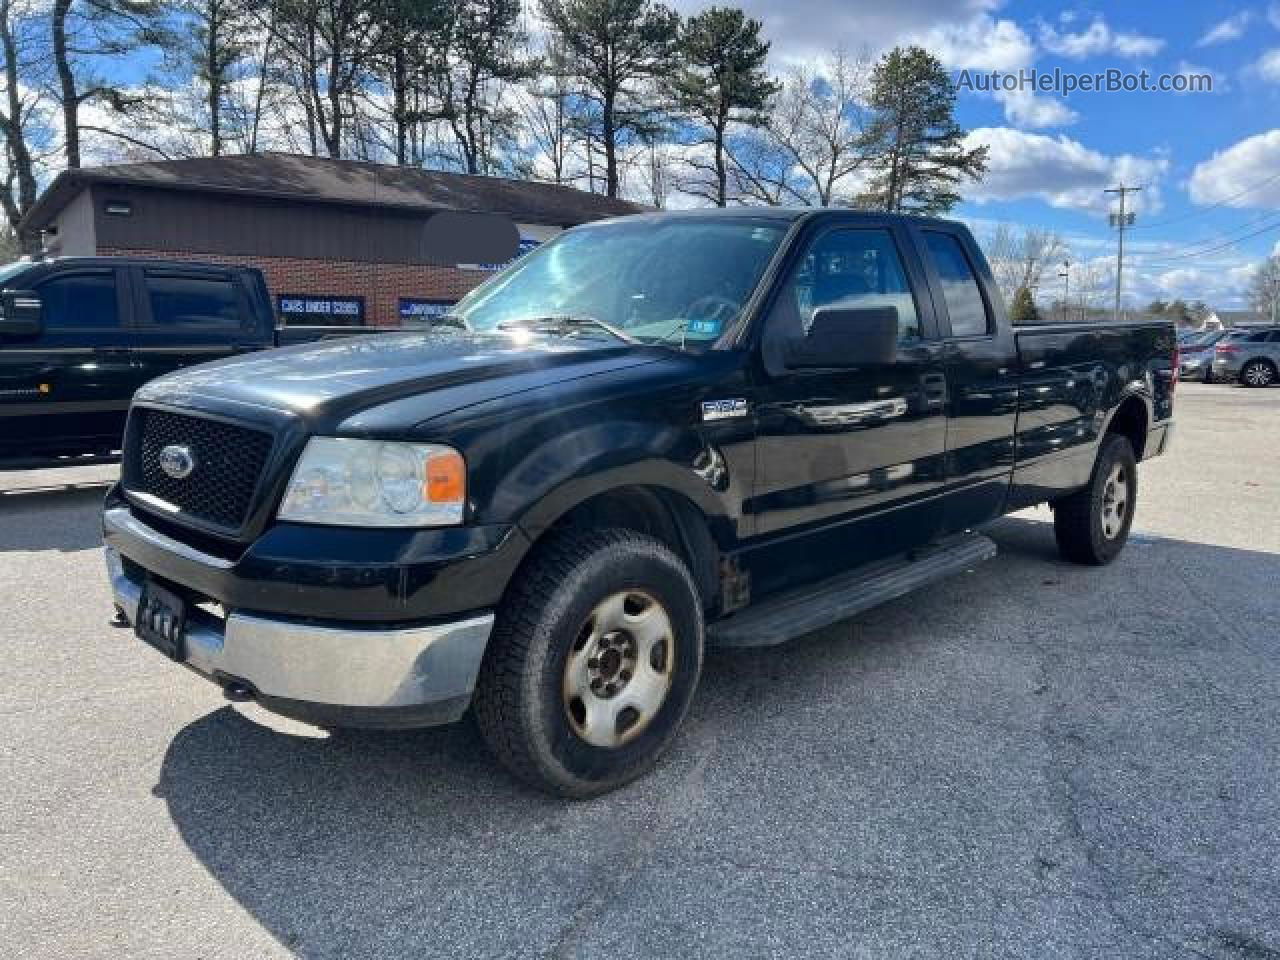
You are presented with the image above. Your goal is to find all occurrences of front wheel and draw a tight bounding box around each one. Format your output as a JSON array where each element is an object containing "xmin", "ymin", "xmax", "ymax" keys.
[
  {"xmin": 473, "ymin": 528, "xmax": 704, "ymax": 798},
  {"xmin": 1240, "ymin": 360, "xmax": 1276, "ymax": 388},
  {"xmin": 1052, "ymin": 434, "xmax": 1138, "ymax": 566}
]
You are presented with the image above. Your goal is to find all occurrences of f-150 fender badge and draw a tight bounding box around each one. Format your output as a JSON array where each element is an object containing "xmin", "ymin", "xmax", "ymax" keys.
[{"xmin": 701, "ymin": 398, "xmax": 748, "ymax": 422}]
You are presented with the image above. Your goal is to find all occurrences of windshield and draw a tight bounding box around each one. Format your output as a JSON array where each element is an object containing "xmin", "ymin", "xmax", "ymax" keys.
[{"xmin": 450, "ymin": 218, "xmax": 789, "ymax": 351}]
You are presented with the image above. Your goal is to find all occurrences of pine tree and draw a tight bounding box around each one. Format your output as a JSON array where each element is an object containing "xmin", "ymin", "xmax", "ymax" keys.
[
  {"xmin": 859, "ymin": 46, "xmax": 987, "ymax": 215},
  {"xmin": 1010, "ymin": 285, "xmax": 1040, "ymax": 325},
  {"xmin": 539, "ymin": 0, "xmax": 678, "ymax": 198},
  {"xmin": 671, "ymin": 6, "xmax": 776, "ymax": 207}
]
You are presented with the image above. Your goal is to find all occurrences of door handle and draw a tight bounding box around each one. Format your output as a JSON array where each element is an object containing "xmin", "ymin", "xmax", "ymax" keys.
[{"xmin": 921, "ymin": 372, "xmax": 948, "ymax": 410}]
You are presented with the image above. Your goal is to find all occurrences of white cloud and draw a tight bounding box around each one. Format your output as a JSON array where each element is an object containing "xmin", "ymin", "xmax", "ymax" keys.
[
  {"xmin": 963, "ymin": 126, "xmax": 1167, "ymax": 215},
  {"xmin": 1255, "ymin": 49, "xmax": 1280, "ymax": 84},
  {"xmin": 1173, "ymin": 61, "xmax": 1229, "ymax": 94},
  {"xmin": 1197, "ymin": 12, "xmax": 1252, "ymax": 47},
  {"xmin": 910, "ymin": 16, "xmax": 1033, "ymax": 72},
  {"xmin": 997, "ymin": 88, "xmax": 1079, "ymax": 128},
  {"xmin": 666, "ymin": 0, "xmax": 1002, "ymax": 63},
  {"xmin": 1188, "ymin": 130, "xmax": 1280, "ymax": 207},
  {"xmin": 1039, "ymin": 18, "xmax": 1165, "ymax": 59}
]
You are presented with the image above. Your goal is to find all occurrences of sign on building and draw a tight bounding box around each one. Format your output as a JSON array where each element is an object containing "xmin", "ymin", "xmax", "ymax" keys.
[
  {"xmin": 277, "ymin": 294, "xmax": 365, "ymax": 326},
  {"xmin": 398, "ymin": 298, "xmax": 455, "ymax": 325}
]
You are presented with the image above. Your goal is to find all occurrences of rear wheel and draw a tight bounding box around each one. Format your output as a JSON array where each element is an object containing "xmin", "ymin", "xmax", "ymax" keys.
[
  {"xmin": 1052, "ymin": 434, "xmax": 1137, "ymax": 566},
  {"xmin": 1240, "ymin": 359, "xmax": 1276, "ymax": 388},
  {"xmin": 473, "ymin": 528, "xmax": 703, "ymax": 798}
]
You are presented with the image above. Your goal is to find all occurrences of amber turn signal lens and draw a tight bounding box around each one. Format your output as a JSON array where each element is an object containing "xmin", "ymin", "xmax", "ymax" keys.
[{"xmin": 425, "ymin": 449, "xmax": 465, "ymax": 503}]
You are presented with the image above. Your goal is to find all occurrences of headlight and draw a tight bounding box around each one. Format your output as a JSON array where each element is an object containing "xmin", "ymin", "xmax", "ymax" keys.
[{"xmin": 278, "ymin": 438, "xmax": 466, "ymax": 527}]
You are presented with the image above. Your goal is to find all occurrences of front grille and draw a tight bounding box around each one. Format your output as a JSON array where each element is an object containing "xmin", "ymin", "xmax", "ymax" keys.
[{"xmin": 126, "ymin": 408, "xmax": 274, "ymax": 532}]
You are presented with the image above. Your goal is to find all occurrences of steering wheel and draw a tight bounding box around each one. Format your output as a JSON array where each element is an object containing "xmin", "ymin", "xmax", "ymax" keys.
[{"xmin": 680, "ymin": 295, "xmax": 741, "ymax": 330}]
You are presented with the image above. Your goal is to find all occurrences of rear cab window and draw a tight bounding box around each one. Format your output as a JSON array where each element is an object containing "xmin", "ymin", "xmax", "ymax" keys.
[
  {"xmin": 922, "ymin": 231, "xmax": 991, "ymax": 338},
  {"xmin": 142, "ymin": 271, "xmax": 245, "ymax": 331}
]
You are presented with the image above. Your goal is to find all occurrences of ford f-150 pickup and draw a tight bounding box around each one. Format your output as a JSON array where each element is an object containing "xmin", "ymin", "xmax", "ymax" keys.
[{"xmin": 102, "ymin": 209, "xmax": 1176, "ymax": 797}]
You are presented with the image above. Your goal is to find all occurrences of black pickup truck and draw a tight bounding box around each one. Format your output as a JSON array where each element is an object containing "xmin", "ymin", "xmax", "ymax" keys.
[
  {"xmin": 102, "ymin": 210, "xmax": 1176, "ymax": 796},
  {"xmin": 0, "ymin": 257, "xmax": 391, "ymax": 466}
]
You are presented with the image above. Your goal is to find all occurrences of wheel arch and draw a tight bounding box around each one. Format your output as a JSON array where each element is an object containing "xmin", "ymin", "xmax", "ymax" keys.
[
  {"xmin": 518, "ymin": 480, "xmax": 723, "ymax": 615},
  {"xmin": 1102, "ymin": 391, "xmax": 1151, "ymax": 460}
]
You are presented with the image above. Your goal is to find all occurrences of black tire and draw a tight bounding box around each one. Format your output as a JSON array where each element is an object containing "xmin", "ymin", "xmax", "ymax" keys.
[
  {"xmin": 473, "ymin": 528, "xmax": 704, "ymax": 798},
  {"xmin": 1239, "ymin": 359, "xmax": 1277, "ymax": 388},
  {"xmin": 1052, "ymin": 434, "xmax": 1138, "ymax": 566}
]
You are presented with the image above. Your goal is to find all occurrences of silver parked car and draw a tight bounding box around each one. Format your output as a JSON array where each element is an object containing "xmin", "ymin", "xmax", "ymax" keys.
[
  {"xmin": 1212, "ymin": 327, "xmax": 1280, "ymax": 387},
  {"xmin": 1178, "ymin": 329, "xmax": 1228, "ymax": 382}
]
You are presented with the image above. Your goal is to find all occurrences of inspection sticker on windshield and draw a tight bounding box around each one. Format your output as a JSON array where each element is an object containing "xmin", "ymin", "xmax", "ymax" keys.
[
  {"xmin": 702, "ymin": 398, "xmax": 748, "ymax": 422},
  {"xmin": 688, "ymin": 317, "xmax": 723, "ymax": 337}
]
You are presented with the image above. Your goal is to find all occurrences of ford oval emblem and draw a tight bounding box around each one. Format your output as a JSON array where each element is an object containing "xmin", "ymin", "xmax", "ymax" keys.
[{"xmin": 158, "ymin": 444, "xmax": 197, "ymax": 480}]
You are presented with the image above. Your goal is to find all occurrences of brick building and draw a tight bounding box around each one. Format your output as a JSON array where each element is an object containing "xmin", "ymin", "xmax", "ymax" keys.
[{"xmin": 21, "ymin": 153, "xmax": 644, "ymax": 327}]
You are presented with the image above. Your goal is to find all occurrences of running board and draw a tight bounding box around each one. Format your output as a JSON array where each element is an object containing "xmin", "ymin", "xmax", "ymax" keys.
[{"xmin": 707, "ymin": 532, "xmax": 997, "ymax": 648}]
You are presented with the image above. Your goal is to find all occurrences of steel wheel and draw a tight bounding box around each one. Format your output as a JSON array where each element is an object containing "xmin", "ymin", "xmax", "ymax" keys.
[
  {"xmin": 1243, "ymin": 361, "xmax": 1275, "ymax": 387},
  {"xmin": 1100, "ymin": 462, "xmax": 1129, "ymax": 540},
  {"xmin": 562, "ymin": 590, "xmax": 674, "ymax": 748}
]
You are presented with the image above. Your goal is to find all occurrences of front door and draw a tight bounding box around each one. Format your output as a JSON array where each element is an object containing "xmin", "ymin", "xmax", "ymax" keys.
[
  {"xmin": 747, "ymin": 223, "xmax": 949, "ymax": 593},
  {"xmin": 0, "ymin": 267, "xmax": 136, "ymax": 458}
]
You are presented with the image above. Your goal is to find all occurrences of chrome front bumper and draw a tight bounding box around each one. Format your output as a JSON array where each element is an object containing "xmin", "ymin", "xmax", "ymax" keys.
[{"xmin": 106, "ymin": 547, "xmax": 494, "ymax": 726}]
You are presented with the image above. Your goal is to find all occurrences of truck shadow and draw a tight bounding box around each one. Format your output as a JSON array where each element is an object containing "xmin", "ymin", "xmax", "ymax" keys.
[{"xmin": 152, "ymin": 517, "xmax": 1280, "ymax": 959}]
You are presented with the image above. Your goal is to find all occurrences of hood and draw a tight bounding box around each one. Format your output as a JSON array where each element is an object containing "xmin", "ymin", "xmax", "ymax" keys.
[{"xmin": 135, "ymin": 329, "xmax": 666, "ymax": 430}]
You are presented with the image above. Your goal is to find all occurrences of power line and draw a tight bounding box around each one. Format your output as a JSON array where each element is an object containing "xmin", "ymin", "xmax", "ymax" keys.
[
  {"xmin": 1137, "ymin": 214, "xmax": 1280, "ymax": 267},
  {"xmin": 1130, "ymin": 168, "xmax": 1280, "ymax": 232}
]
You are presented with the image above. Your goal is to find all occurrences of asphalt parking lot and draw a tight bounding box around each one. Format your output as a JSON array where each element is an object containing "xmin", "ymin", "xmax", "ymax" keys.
[{"xmin": 2, "ymin": 382, "xmax": 1278, "ymax": 960}]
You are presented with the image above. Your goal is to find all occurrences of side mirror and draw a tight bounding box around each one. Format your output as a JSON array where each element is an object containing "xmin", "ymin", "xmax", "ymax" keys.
[
  {"xmin": 0, "ymin": 289, "xmax": 42, "ymax": 336},
  {"xmin": 784, "ymin": 305, "xmax": 899, "ymax": 369}
]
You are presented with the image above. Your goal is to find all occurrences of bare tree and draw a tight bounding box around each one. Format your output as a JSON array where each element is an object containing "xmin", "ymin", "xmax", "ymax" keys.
[
  {"xmin": 0, "ymin": 0, "xmax": 40, "ymax": 248},
  {"xmin": 726, "ymin": 50, "xmax": 873, "ymax": 207},
  {"xmin": 1248, "ymin": 255, "xmax": 1280, "ymax": 323},
  {"xmin": 271, "ymin": 0, "xmax": 385, "ymax": 158},
  {"xmin": 517, "ymin": 35, "xmax": 581, "ymax": 184},
  {"xmin": 982, "ymin": 224, "xmax": 1068, "ymax": 306}
]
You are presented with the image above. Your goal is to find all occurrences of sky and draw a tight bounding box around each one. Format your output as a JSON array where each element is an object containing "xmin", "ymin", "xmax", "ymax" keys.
[
  {"xmin": 659, "ymin": 0, "xmax": 1280, "ymax": 312},
  {"xmin": 86, "ymin": 0, "xmax": 1280, "ymax": 312}
]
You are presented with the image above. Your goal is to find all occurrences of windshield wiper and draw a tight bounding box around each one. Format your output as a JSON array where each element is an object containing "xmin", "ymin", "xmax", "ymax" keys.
[{"xmin": 497, "ymin": 314, "xmax": 639, "ymax": 344}]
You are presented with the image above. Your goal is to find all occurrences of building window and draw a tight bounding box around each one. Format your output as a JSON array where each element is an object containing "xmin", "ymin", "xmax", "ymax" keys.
[{"xmin": 277, "ymin": 294, "xmax": 365, "ymax": 326}]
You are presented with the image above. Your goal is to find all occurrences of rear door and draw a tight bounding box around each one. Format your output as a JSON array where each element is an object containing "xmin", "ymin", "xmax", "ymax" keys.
[
  {"xmin": 749, "ymin": 220, "xmax": 949, "ymax": 588},
  {"xmin": 0, "ymin": 266, "xmax": 136, "ymax": 456},
  {"xmin": 912, "ymin": 226, "xmax": 1020, "ymax": 533},
  {"xmin": 130, "ymin": 265, "xmax": 264, "ymax": 384}
]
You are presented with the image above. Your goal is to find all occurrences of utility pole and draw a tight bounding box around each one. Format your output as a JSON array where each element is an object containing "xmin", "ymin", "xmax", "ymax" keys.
[
  {"xmin": 1106, "ymin": 184, "xmax": 1141, "ymax": 323},
  {"xmin": 1059, "ymin": 260, "xmax": 1070, "ymax": 323}
]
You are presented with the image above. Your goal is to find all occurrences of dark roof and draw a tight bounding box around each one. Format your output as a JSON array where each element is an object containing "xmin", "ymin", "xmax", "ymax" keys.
[{"xmin": 23, "ymin": 153, "xmax": 647, "ymax": 230}]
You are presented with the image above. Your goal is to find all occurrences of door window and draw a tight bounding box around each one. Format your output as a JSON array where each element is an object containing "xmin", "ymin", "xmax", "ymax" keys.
[
  {"xmin": 923, "ymin": 232, "xmax": 990, "ymax": 337},
  {"xmin": 768, "ymin": 228, "xmax": 922, "ymax": 349},
  {"xmin": 145, "ymin": 273, "xmax": 243, "ymax": 330},
  {"xmin": 36, "ymin": 272, "xmax": 119, "ymax": 330}
]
